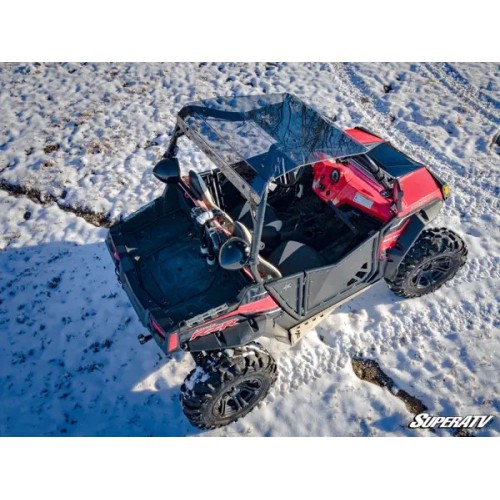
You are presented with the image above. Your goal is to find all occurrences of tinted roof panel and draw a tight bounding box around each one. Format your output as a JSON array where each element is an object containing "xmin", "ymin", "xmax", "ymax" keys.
[{"xmin": 178, "ymin": 94, "xmax": 368, "ymax": 202}]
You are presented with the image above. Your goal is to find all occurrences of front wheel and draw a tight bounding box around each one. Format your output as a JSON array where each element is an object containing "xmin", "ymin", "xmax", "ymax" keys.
[
  {"xmin": 386, "ymin": 227, "xmax": 468, "ymax": 298},
  {"xmin": 180, "ymin": 343, "xmax": 277, "ymax": 430}
]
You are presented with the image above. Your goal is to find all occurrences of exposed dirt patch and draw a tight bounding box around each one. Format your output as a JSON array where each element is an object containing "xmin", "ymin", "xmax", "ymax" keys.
[
  {"xmin": 0, "ymin": 179, "xmax": 114, "ymax": 227},
  {"xmin": 352, "ymin": 357, "xmax": 428, "ymax": 415},
  {"xmin": 43, "ymin": 143, "xmax": 60, "ymax": 154}
]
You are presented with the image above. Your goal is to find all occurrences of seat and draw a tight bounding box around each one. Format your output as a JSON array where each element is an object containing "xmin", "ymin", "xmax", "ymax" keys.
[
  {"xmin": 230, "ymin": 201, "xmax": 283, "ymax": 232},
  {"xmin": 269, "ymin": 240, "xmax": 325, "ymax": 276},
  {"xmin": 230, "ymin": 201, "xmax": 283, "ymax": 251}
]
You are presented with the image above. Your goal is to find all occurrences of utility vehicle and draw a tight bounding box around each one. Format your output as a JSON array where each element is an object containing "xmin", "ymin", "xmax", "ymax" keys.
[{"xmin": 106, "ymin": 94, "xmax": 467, "ymax": 429}]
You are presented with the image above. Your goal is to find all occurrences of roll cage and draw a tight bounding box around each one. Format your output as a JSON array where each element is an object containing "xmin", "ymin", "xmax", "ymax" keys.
[{"xmin": 162, "ymin": 93, "xmax": 411, "ymax": 282}]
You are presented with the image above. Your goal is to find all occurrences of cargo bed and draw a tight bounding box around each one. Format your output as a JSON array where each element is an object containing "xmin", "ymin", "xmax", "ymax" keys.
[{"xmin": 107, "ymin": 192, "xmax": 245, "ymax": 327}]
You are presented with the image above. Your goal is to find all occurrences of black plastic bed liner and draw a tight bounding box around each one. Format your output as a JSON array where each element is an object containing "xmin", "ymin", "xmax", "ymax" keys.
[{"xmin": 117, "ymin": 197, "xmax": 242, "ymax": 325}]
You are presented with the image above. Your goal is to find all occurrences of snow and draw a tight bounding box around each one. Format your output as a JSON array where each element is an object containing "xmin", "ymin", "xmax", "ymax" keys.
[
  {"xmin": 0, "ymin": 62, "xmax": 498, "ymax": 436},
  {"xmin": 182, "ymin": 366, "xmax": 210, "ymax": 392}
]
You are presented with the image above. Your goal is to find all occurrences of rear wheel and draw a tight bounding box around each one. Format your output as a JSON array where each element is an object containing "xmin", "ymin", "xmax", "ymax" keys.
[
  {"xmin": 180, "ymin": 343, "xmax": 277, "ymax": 430},
  {"xmin": 386, "ymin": 228, "xmax": 467, "ymax": 298}
]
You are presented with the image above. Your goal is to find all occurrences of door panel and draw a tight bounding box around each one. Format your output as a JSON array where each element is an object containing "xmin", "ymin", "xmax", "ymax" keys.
[
  {"xmin": 265, "ymin": 273, "xmax": 304, "ymax": 318},
  {"xmin": 305, "ymin": 234, "xmax": 378, "ymax": 312}
]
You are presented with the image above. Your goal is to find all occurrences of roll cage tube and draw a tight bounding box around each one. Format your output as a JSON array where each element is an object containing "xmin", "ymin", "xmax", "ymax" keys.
[
  {"xmin": 162, "ymin": 125, "xmax": 184, "ymax": 159},
  {"xmin": 248, "ymin": 186, "xmax": 269, "ymax": 283}
]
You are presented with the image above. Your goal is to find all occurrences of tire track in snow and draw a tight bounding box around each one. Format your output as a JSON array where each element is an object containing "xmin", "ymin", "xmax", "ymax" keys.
[
  {"xmin": 328, "ymin": 63, "xmax": 499, "ymax": 214},
  {"xmin": 267, "ymin": 341, "xmax": 349, "ymax": 401},
  {"xmin": 420, "ymin": 62, "xmax": 499, "ymax": 126},
  {"xmin": 328, "ymin": 64, "xmax": 461, "ymax": 175}
]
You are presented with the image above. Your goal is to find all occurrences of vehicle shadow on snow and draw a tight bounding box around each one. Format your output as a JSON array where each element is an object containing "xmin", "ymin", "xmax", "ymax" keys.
[{"xmin": 0, "ymin": 239, "xmax": 203, "ymax": 437}]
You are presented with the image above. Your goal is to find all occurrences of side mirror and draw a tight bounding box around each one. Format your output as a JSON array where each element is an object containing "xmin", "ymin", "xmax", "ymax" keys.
[
  {"xmin": 153, "ymin": 157, "xmax": 180, "ymax": 184},
  {"xmin": 219, "ymin": 237, "xmax": 251, "ymax": 271}
]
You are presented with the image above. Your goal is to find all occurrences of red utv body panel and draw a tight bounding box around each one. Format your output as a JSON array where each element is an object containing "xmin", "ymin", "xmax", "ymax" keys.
[
  {"xmin": 312, "ymin": 160, "xmax": 394, "ymax": 222},
  {"xmin": 397, "ymin": 169, "xmax": 443, "ymax": 217},
  {"xmin": 189, "ymin": 295, "xmax": 280, "ymax": 342},
  {"xmin": 344, "ymin": 128, "xmax": 384, "ymax": 145},
  {"xmin": 313, "ymin": 128, "xmax": 443, "ymax": 224}
]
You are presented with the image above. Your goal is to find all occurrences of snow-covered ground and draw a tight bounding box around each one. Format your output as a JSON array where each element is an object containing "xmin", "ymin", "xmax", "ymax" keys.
[{"xmin": 0, "ymin": 62, "xmax": 498, "ymax": 436}]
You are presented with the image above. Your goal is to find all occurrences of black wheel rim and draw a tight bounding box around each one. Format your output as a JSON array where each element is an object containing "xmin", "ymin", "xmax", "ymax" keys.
[
  {"xmin": 410, "ymin": 256, "xmax": 454, "ymax": 290},
  {"xmin": 214, "ymin": 379, "xmax": 263, "ymax": 418}
]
